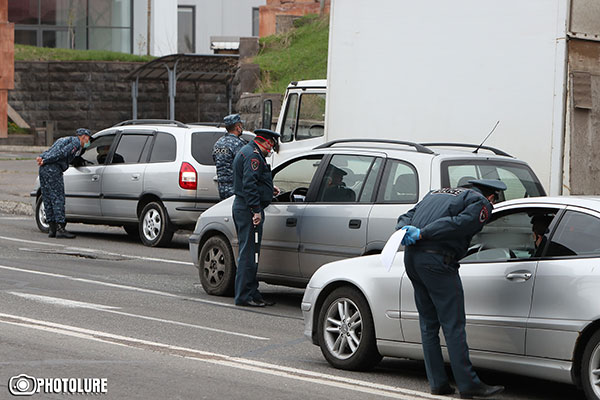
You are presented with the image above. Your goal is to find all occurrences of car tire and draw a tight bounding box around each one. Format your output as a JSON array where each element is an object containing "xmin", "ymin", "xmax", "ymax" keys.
[
  {"xmin": 317, "ymin": 286, "xmax": 382, "ymax": 371},
  {"xmin": 123, "ymin": 224, "xmax": 140, "ymax": 239},
  {"xmin": 35, "ymin": 196, "xmax": 49, "ymax": 233},
  {"xmin": 581, "ymin": 330, "xmax": 600, "ymax": 400},
  {"xmin": 198, "ymin": 235, "xmax": 236, "ymax": 297},
  {"xmin": 139, "ymin": 201, "xmax": 174, "ymax": 247}
]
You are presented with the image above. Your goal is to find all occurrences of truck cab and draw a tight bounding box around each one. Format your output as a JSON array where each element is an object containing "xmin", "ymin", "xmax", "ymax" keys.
[{"xmin": 265, "ymin": 80, "xmax": 327, "ymax": 166}]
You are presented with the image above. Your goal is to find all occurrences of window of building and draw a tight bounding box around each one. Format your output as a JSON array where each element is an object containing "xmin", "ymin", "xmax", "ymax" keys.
[
  {"xmin": 8, "ymin": 0, "xmax": 132, "ymax": 53},
  {"xmin": 178, "ymin": 6, "xmax": 195, "ymax": 53},
  {"xmin": 252, "ymin": 7, "xmax": 259, "ymax": 37}
]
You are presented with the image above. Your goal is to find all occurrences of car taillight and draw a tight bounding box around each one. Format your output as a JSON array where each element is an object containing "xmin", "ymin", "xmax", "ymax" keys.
[{"xmin": 179, "ymin": 162, "xmax": 197, "ymax": 190}]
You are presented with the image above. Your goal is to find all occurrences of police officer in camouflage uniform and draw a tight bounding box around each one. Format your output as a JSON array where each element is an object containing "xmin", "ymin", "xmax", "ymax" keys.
[
  {"xmin": 396, "ymin": 179, "xmax": 506, "ymax": 398},
  {"xmin": 213, "ymin": 114, "xmax": 247, "ymax": 200},
  {"xmin": 36, "ymin": 128, "xmax": 92, "ymax": 239},
  {"xmin": 232, "ymin": 128, "xmax": 280, "ymax": 307}
]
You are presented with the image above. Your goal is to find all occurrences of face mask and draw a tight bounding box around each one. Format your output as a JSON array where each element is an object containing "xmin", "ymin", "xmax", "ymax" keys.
[{"xmin": 83, "ymin": 141, "xmax": 91, "ymax": 149}]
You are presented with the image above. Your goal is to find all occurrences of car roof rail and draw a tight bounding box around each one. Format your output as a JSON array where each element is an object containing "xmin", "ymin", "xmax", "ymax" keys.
[
  {"xmin": 419, "ymin": 142, "xmax": 513, "ymax": 157},
  {"xmin": 187, "ymin": 122, "xmax": 224, "ymax": 127},
  {"xmin": 314, "ymin": 139, "xmax": 435, "ymax": 154},
  {"xmin": 113, "ymin": 119, "xmax": 188, "ymax": 128}
]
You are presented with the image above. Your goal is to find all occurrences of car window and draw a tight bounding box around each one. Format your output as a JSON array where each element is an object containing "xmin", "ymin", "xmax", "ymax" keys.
[
  {"xmin": 150, "ymin": 132, "xmax": 177, "ymax": 163},
  {"xmin": 547, "ymin": 210, "xmax": 600, "ymax": 257},
  {"xmin": 281, "ymin": 93, "xmax": 298, "ymax": 143},
  {"xmin": 273, "ymin": 155, "xmax": 323, "ymax": 201},
  {"xmin": 191, "ymin": 131, "xmax": 252, "ymax": 166},
  {"xmin": 358, "ymin": 158, "xmax": 383, "ymax": 203},
  {"xmin": 379, "ymin": 159, "xmax": 418, "ymax": 203},
  {"xmin": 441, "ymin": 160, "xmax": 545, "ymax": 201},
  {"xmin": 295, "ymin": 93, "xmax": 326, "ymax": 141},
  {"xmin": 462, "ymin": 208, "xmax": 559, "ymax": 262},
  {"xmin": 112, "ymin": 134, "xmax": 151, "ymax": 164},
  {"xmin": 316, "ymin": 155, "xmax": 375, "ymax": 203},
  {"xmin": 81, "ymin": 134, "xmax": 115, "ymax": 165}
]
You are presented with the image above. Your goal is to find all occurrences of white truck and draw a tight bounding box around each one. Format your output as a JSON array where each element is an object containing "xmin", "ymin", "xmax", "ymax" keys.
[{"xmin": 266, "ymin": 0, "xmax": 600, "ymax": 196}]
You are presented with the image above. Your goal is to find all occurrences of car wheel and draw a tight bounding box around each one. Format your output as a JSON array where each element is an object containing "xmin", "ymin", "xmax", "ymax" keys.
[
  {"xmin": 199, "ymin": 235, "xmax": 236, "ymax": 297},
  {"xmin": 35, "ymin": 196, "xmax": 49, "ymax": 233},
  {"xmin": 582, "ymin": 330, "xmax": 600, "ymax": 400},
  {"xmin": 317, "ymin": 286, "xmax": 382, "ymax": 371},
  {"xmin": 139, "ymin": 202, "xmax": 174, "ymax": 247},
  {"xmin": 123, "ymin": 224, "xmax": 140, "ymax": 239}
]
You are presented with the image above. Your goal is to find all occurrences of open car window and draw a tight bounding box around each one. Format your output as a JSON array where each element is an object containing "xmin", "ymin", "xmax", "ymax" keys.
[
  {"xmin": 272, "ymin": 155, "xmax": 323, "ymax": 202},
  {"xmin": 461, "ymin": 207, "xmax": 560, "ymax": 263}
]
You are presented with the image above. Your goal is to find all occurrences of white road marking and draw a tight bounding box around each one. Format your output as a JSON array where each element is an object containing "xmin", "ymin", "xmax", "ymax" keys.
[
  {"xmin": 8, "ymin": 292, "xmax": 268, "ymax": 341},
  {"xmin": 0, "ymin": 313, "xmax": 441, "ymax": 400},
  {"xmin": 0, "ymin": 217, "xmax": 29, "ymax": 220},
  {"xmin": 0, "ymin": 235, "xmax": 194, "ymax": 266}
]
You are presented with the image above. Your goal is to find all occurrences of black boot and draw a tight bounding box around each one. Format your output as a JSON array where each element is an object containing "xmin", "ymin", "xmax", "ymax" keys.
[
  {"xmin": 56, "ymin": 223, "xmax": 76, "ymax": 239},
  {"xmin": 48, "ymin": 222, "xmax": 57, "ymax": 238}
]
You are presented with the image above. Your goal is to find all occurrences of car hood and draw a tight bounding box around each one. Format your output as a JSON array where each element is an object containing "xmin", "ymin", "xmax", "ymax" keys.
[{"xmin": 307, "ymin": 252, "xmax": 406, "ymax": 290}]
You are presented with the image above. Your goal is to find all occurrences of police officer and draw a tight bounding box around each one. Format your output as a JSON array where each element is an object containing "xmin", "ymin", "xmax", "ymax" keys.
[
  {"xmin": 36, "ymin": 128, "xmax": 92, "ymax": 239},
  {"xmin": 231, "ymin": 128, "xmax": 280, "ymax": 307},
  {"xmin": 213, "ymin": 114, "xmax": 247, "ymax": 200},
  {"xmin": 396, "ymin": 179, "xmax": 506, "ymax": 398}
]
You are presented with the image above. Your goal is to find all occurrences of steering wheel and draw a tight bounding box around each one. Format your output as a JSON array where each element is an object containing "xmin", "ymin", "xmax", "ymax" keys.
[
  {"xmin": 290, "ymin": 187, "xmax": 309, "ymax": 202},
  {"xmin": 478, "ymin": 244, "xmax": 517, "ymax": 259}
]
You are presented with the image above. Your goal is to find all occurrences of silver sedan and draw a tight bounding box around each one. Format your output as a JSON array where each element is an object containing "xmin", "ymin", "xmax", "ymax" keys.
[{"xmin": 302, "ymin": 196, "xmax": 600, "ymax": 400}]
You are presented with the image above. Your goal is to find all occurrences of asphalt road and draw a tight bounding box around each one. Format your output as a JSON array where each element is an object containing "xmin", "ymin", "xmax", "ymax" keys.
[{"xmin": 0, "ymin": 214, "xmax": 587, "ymax": 400}]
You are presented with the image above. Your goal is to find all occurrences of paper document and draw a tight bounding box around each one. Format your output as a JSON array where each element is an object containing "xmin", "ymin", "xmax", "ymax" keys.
[{"xmin": 380, "ymin": 229, "xmax": 405, "ymax": 272}]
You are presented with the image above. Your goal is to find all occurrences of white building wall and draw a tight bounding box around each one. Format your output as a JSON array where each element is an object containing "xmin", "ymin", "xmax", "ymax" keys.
[
  {"xmin": 178, "ymin": 0, "xmax": 266, "ymax": 54},
  {"xmin": 132, "ymin": 0, "xmax": 149, "ymax": 55}
]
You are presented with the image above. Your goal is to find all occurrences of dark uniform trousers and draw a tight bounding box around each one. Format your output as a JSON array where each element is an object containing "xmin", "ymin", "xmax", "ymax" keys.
[
  {"xmin": 232, "ymin": 197, "xmax": 265, "ymax": 305},
  {"xmin": 404, "ymin": 248, "xmax": 481, "ymax": 392},
  {"xmin": 39, "ymin": 163, "xmax": 66, "ymax": 224}
]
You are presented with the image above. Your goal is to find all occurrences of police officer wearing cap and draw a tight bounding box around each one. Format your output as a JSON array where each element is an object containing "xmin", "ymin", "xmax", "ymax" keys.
[
  {"xmin": 213, "ymin": 114, "xmax": 247, "ymax": 200},
  {"xmin": 36, "ymin": 128, "xmax": 92, "ymax": 239},
  {"xmin": 231, "ymin": 128, "xmax": 280, "ymax": 307},
  {"xmin": 396, "ymin": 179, "xmax": 506, "ymax": 398}
]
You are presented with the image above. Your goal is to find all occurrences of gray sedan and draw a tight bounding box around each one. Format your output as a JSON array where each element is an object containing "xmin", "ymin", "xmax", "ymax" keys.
[{"xmin": 302, "ymin": 196, "xmax": 600, "ymax": 400}]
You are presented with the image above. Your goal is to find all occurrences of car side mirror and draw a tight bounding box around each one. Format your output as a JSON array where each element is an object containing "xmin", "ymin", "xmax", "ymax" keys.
[{"xmin": 262, "ymin": 99, "xmax": 272, "ymax": 129}]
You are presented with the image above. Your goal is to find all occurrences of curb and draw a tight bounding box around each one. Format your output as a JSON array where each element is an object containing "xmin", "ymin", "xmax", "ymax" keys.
[
  {"xmin": 0, "ymin": 145, "xmax": 47, "ymax": 153},
  {"xmin": 0, "ymin": 200, "xmax": 33, "ymax": 216}
]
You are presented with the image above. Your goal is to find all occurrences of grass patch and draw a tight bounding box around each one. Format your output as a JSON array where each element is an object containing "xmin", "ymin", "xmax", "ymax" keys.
[
  {"xmin": 7, "ymin": 121, "xmax": 30, "ymax": 135},
  {"xmin": 253, "ymin": 14, "xmax": 328, "ymax": 94},
  {"xmin": 14, "ymin": 44, "xmax": 155, "ymax": 62}
]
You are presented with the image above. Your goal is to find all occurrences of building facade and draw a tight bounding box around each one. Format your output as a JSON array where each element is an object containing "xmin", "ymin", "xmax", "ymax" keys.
[{"xmin": 8, "ymin": 0, "xmax": 265, "ymax": 56}]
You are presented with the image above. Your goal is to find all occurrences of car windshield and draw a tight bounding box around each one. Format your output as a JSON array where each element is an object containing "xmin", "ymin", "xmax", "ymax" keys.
[{"xmin": 441, "ymin": 160, "xmax": 546, "ymax": 201}]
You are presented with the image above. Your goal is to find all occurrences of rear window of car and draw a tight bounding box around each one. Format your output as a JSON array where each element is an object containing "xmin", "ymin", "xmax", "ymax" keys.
[
  {"xmin": 441, "ymin": 160, "xmax": 546, "ymax": 202},
  {"xmin": 191, "ymin": 131, "xmax": 253, "ymax": 165}
]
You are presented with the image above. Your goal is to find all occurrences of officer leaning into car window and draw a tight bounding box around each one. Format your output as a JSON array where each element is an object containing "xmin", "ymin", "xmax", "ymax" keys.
[
  {"xmin": 36, "ymin": 128, "xmax": 92, "ymax": 239},
  {"xmin": 231, "ymin": 128, "xmax": 280, "ymax": 307},
  {"xmin": 213, "ymin": 114, "xmax": 247, "ymax": 200},
  {"xmin": 396, "ymin": 179, "xmax": 507, "ymax": 399}
]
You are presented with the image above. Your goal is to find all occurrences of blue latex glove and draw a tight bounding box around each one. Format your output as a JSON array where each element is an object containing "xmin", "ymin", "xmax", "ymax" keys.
[{"xmin": 401, "ymin": 225, "xmax": 421, "ymax": 246}]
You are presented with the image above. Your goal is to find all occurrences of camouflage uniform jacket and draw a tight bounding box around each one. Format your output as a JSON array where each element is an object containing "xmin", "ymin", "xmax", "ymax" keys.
[
  {"xmin": 40, "ymin": 136, "xmax": 82, "ymax": 172},
  {"xmin": 213, "ymin": 132, "xmax": 246, "ymax": 199}
]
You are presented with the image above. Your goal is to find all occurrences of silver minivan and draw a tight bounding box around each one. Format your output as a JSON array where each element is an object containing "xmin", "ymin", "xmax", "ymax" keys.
[{"xmin": 31, "ymin": 120, "xmax": 253, "ymax": 247}]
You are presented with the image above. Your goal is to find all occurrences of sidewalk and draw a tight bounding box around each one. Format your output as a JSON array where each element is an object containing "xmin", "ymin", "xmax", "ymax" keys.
[{"xmin": 0, "ymin": 145, "xmax": 44, "ymax": 216}]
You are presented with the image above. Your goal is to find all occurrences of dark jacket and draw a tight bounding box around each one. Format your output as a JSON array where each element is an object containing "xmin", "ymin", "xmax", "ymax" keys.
[
  {"xmin": 396, "ymin": 187, "xmax": 493, "ymax": 260},
  {"xmin": 232, "ymin": 141, "xmax": 274, "ymax": 213},
  {"xmin": 40, "ymin": 136, "xmax": 82, "ymax": 172}
]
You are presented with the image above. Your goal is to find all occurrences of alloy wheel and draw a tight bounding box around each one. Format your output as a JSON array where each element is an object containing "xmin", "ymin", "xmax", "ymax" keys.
[{"xmin": 323, "ymin": 297, "xmax": 363, "ymax": 360}]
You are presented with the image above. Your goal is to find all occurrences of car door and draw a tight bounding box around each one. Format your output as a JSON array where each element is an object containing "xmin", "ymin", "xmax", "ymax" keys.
[
  {"xmin": 527, "ymin": 206, "xmax": 600, "ymax": 361},
  {"xmin": 258, "ymin": 154, "xmax": 324, "ymax": 281},
  {"xmin": 64, "ymin": 133, "xmax": 116, "ymax": 217},
  {"xmin": 298, "ymin": 154, "xmax": 382, "ymax": 278},
  {"xmin": 101, "ymin": 131, "xmax": 153, "ymax": 219},
  {"xmin": 401, "ymin": 206, "xmax": 561, "ymax": 355}
]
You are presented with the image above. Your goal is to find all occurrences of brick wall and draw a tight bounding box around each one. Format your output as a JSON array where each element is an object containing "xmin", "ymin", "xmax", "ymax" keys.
[{"xmin": 8, "ymin": 61, "xmax": 234, "ymax": 138}]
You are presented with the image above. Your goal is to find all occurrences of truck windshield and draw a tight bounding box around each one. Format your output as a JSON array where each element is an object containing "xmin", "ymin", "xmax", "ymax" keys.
[{"xmin": 440, "ymin": 160, "xmax": 546, "ymax": 202}]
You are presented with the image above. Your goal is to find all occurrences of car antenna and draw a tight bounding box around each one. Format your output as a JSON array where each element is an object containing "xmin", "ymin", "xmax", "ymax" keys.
[{"xmin": 473, "ymin": 120, "xmax": 500, "ymax": 154}]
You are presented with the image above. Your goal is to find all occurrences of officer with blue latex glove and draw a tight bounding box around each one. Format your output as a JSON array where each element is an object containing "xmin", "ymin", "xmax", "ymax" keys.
[
  {"xmin": 395, "ymin": 179, "xmax": 507, "ymax": 399},
  {"xmin": 401, "ymin": 225, "xmax": 421, "ymax": 246}
]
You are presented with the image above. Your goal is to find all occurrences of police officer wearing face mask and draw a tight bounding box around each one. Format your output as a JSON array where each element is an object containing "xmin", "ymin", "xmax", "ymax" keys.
[
  {"xmin": 231, "ymin": 128, "xmax": 281, "ymax": 307},
  {"xmin": 36, "ymin": 128, "xmax": 92, "ymax": 239},
  {"xmin": 396, "ymin": 179, "xmax": 507, "ymax": 398}
]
